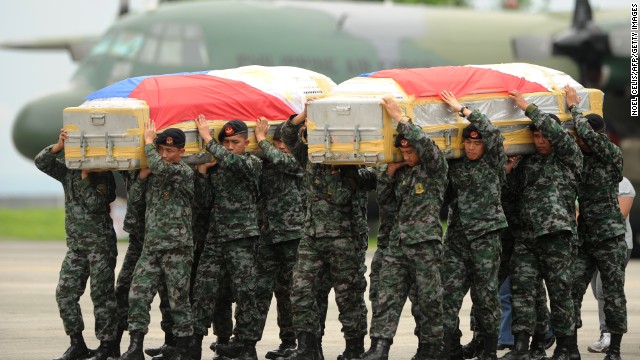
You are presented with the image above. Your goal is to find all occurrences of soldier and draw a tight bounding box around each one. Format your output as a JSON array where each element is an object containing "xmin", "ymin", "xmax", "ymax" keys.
[
  {"xmin": 35, "ymin": 129, "xmax": 119, "ymax": 360},
  {"xmin": 361, "ymin": 97, "xmax": 448, "ymax": 360},
  {"xmin": 504, "ymin": 90, "xmax": 582, "ymax": 360},
  {"xmin": 564, "ymin": 85, "xmax": 627, "ymax": 360},
  {"xmin": 437, "ymin": 91, "xmax": 507, "ymax": 360},
  {"xmin": 192, "ymin": 116, "xmax": 262, "ymax": 360},
  {"xmin": 251, "ymin": 118, "xmax": 304, "ymax": 359},
  {"xmin": 276, "ymin": 103, "xmax": 372, "ymax": 360},
  {"xmin": 116, "ymin": 123, "xmax": 195, "ymax": 360}
]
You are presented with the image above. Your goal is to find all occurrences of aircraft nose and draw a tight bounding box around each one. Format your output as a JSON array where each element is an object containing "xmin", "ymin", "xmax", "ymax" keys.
[{"xmin": 12, "ymin": 88, "xmax": 89, "ymax": 159}]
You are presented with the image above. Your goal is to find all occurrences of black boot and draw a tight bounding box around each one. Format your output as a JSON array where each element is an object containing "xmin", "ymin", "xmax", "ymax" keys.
[
  {"xmin": 361, "ymin": 338, "xmax": 391, "ymax": 360},
  {"xmin": 276, "ymin": 332, "xmax": 321, "ymax": 360},
  {"xmin": 266, "ymin": 339, "xmax": 297, "ymax": 360},
  {"xmin": 545, "ymin": 335, "xmax": 569, "ymax": 360},
  {"xmin": 217, "ymin": 339, "xmax": 253, "ymax": 359},
  {"xmin": 463, "ymin": 333, "xmax": 484, "ymax": 359},
  {"xmin": 498, "ymin": 333, "xmax": 529, "ymax": 360},
  {"xmin": 169, "ymin": 336, "xmax": 192, "ymax": 360},
  {"xmin": 414, "ymin": 342, "xmax": 439, "ymax": 360},
  {"xmin": 472, "ymin": 334, "xmax": 497, "ymax": 360},
  {"xmin": 188, "ymin": 333, "xmax": 203, "ymax": 360},
  {"xmin": 88, "ymin": 340, "xmax": 120, "ymax": 360},
  {"xmin": 450, "ymin": 329, "xmax": 464, "ymax": 360},
  {"xmin": 211, "ymin": 336, "xmax": 231, "ymax": 351},
  {"xmin": 566, "ymin": 333, "xmax": 580, "ymax": 360},
  {"xmin": 53, "ymin": 333, "xmax": 91, "ymax": 360},
  {"xmin": 115, "ymin": 331, "xmax": 145, "ymax": 360},
  {"xmin": 603, "ymin": 333, "xmax": 622, "ymax": 360},
  {"xmin": 528, "ymin": 332, "xmax": 547, "ymax": 360},
  {"xmin": 145, "ymin": 332, "xmax": 176, "ymax": 357},
  {"xmin": 341, "ymin": 337, "xmax": 365, "ymax": 360},
  {"xmin": 229, "ymin": 342, "xmax": 259, "ymax": 360}
]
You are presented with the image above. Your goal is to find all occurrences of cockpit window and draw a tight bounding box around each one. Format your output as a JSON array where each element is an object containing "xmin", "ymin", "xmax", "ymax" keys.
[
  {"xmin": 110, "ymin": 32, "xmax": 145, "ymax": 59},
  {"xmin": 141, "ymin": 23, "xmax": 209, "ymax": 67}
]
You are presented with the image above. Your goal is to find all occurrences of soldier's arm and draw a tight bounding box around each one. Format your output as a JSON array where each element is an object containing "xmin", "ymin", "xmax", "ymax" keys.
[
  {"xmin": 193, "ymin": 167, "xmax": 213, "ymax": 210},
  {"xmin": 376, "ymin": 165, "xmax": 397, "ymax": 207},
  {"xmin": 34, "ymin": 145, "xmax": 68, "ymax": 183},
  {"xmin": 525, "ymin": 104, "xmax": 582, "ymax": 166},
  {"xmin": 467, "ymin": 110, "xmax": 507, "ymax": 169},
  {"xmin": 258, "ymin": 139, "xmax": 303, "ymax": 176},
  {"xmin": 80, "ymin": 171, "xmax": 116, "ymax": 212},
  {"xmin": 128, "ymin": 170, "xmax": 148, "ymax": 207},
  {"xmin": 281, "ymin": 115, "xmax": 308, "ymax": 166},
  {"xmin": 399, "ymin": 121, "xmax": 447, "ymax": 174},
  {"xmin": 144, "ymin": 144, "xmax": 187, "ymax": 177},
  {"xmin": 204, "ymin": 140, "xmax": 261, "ymax": 180},
  {"xmin": 572, "ymin": 107, "xmax": 623, "ymax": 171}
]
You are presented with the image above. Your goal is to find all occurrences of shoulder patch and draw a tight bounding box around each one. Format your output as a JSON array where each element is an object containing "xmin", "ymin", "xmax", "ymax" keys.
[{"xmin": 415, "ymin": 183, "xmax": 425, "ymax": 195}]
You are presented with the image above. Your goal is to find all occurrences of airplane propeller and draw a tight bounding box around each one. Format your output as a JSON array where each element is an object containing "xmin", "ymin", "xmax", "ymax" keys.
[{"xmin": 512, "ymin": 0, "xmax": 630, "ymax": 89}]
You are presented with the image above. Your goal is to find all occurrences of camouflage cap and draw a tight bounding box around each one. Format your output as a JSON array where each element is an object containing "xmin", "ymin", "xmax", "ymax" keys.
[
  {"xmin": 218, "ymin": 120, "xmax": 248, "ymax": 141},
  {"xmin": 156, "ymin": 128, "xmax": 186, "ymax": 148},
  {"xmin": 585, "ymin": 113, "xmax": 606, "ymax": 133},
  {"xmin": 394, "ymin": 134, "xmax": 413, "ymax": 148}
]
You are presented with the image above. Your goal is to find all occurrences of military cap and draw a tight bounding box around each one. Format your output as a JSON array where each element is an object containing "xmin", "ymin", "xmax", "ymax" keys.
[
  {"xmin": 273, "ymin": 123, "xmax": 284, "ymax": 141},
  {"xmin": 529, "ymin": 113, "xmax": 561, "ymax": 131},
  {"xmin": 585, "ymin": 113, "xmax": 606, "ymax": 133},
  {"xmin": 462, "ymin": 124, "xmax": 482, "ymax": 139},
  {"xmin": 394, "ymin": 134, "xmax": 413, "ymax": 148},
  {"xmin": 156, "ymin": 128, "xmax": 186, "ymax": 148},
  {"xmin": 218, "ymin": 120, "xmax": 248, "ymax": 141}
]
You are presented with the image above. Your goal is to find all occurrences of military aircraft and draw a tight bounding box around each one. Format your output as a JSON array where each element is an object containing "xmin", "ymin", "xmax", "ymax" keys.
[{"xmin": 4, "ymin": 0, "xmax": 632, "ymax": 159}]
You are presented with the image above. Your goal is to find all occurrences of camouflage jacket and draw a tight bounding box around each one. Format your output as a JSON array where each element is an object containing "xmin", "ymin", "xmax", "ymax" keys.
[
  {"xmin": 196, "ymin": 139, "xmax": 262, "ymax": 242},
  {"xmin": 120, "ymin": 170, "xmax": 146, "ymax": 237},
  {"xmin": 192, "ymin": 166, "xmax": 212, "ymax": 247},
  {"xmin": 572, "ymin": 106, "xmax": 626, "ymax": 240},
  {"xmin": 142, "ymin": 144, "xmax": 194, "ymax": 251},
  {"xmin": 351, "ymin": 166, "xmax": 377, "ymax": 236},
  {"xmin": 390, "ymin": 121, "xmax": 448, "ymax": 245},
  {"xmin": 35, "ymin": 145, "xmax": 116, "ymax": 251},
  {"xmin": 445, "ymin": 110, "xmax": 508, "ymax": 240},
  {"xmin": 375, "ymin": 164, "xmax": 399, "ymax": 248},
  {"xmin": 257, "ymin": 139, "xmax": 304, "ymax": 244},
  {"xmin": 501, "ymin": 171, "xmax": 523, "ymax": 236},
  {"xmin": 515, "ymin": 104, "xmax": 583, "ymax": 239},
  {"xmin": 282, "ymin": 117, "xmax": 369, "ymax": 238}
]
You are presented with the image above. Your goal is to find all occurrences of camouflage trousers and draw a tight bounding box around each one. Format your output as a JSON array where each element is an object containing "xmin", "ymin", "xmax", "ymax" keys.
[
  {"xmin": 192, "ymin": 237, "xmax": 260, "ymax": 341},
  {"xmin": 128, "ymin": 246, "xmax": 193, "ymax": 337},
  {"xmin": 56, "ymin": 245, "xmax": 118, "ymax": 340},
  {"xmin": 370, "ymin": 240, "xmax": 443, "ymax": 346},
  {"xmin": 511, "ymin": 231, "xmax": 575, "ymax": 336},
  {"xmin": 254, "ymin": 239, "xmax": 300, "ymax": 342},
  {"xmin": 212, "ymin": 265, "xmax": 234, "ymax": 338},
  {"xmin": 572, "ymin": 233, "xmax": 627, "ymax": 334},
  {"xmin": 291, "ymin": 235, "xmax": 367, "ymax": 339},
  {"xmin": 442, "ymin": 230, "xmax": 501, "ymax": 338},
  {"xmin": 316, "ymin": 232, "xmax": 368, "ymax": 338}
]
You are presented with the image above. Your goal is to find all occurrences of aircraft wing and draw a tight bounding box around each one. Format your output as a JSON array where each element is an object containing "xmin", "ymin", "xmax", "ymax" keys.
[{"xmin": 1, "ymin": 35, "xmax": 99, "ymax": 62}]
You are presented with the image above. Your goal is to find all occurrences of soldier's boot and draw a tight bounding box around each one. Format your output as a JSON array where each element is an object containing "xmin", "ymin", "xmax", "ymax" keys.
[
  {"xmin": 53, "ymin": 333, "xmax": 91, "ymax": 360},
  {"xmin": 498, "ymin": 333, "xmax": 530, "ymax": 360},
  {"xmin": 168, "ymin": 336, "xmax": 191, "ymax": 360},
  {"xmin": 438, "ymin": 334, "xmax": 451, "ymax": 360},
  {"xmin": 361, "ymin": 338, "xmax": 390, "ymax": 360},
  {"xmin": 112, "ymin": 331, "xmax": 145, "ymax": 360},
  {"xmin": 341, "ymin": 336, "xmax": 365, "ymax": 360},
  {"xmin": 463, "ymin": 333, "xmax": 484, "ymax": 359},
  {"xmin": 145, "ymin": 332, "xmax": 176, "ymax": 358},
  {"xmin": 265, "ymin": 339, "xmax": 297, "ymax": 360},
  {"xmin": 566, "ymin": 333, "xmax": 580, "ymax": 360},
  {"xmin": 217, "ymin": 338, "xmax": 255, "ymax": 359},
  {"xmin": 275, "ymin": 332, "xmax": 321, "ymax": 360},
  {"xmin": 528, "ymin": 332, "xmax": 547, "ymax": 360},
  {"xmin": 450, "ymin": 329, "xmax": 464, "ymax": 360},
  {"xmin": 543, "ymin": 335, "xmax": 570, "ymax": 360},
  {"xmin": 88, "ymin": 340, "xmax": 120, "ymax": 360},
  {"xmin": 603, "ymin": 333, "xmax": 622, "ymax": 360},
  {"xmin": 471, "ymin": 334, "xmax": 498, "ymax": 360},
  {"xmin": 211, "ymin": 336, "xmax": 231, "ymax": 352},
  {"xmin": 188, "ymin": 333, "xmax": 203, "ymax": 360},
  {"xmin": 114, "ymin": 328, "xmax": 125, "ymax": 357},
  {"xmin": 229, "ymin": 342, "xmax": 259, "ymax": 360},
  {"xmin": 318, "ymin": 336, "xmax": 325, "ymax": 360},
  {"xmin": 413, "ymin": 343, "xmax": 439, "ymax": 360}
]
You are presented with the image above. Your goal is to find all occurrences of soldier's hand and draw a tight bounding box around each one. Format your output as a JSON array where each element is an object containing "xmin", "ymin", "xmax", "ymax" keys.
[
  {"xmin": 509, "ymin": 90, "xmax": 529, "ymax": 111},
  {"xmin": 81, "ymin": 169, "xmax": 90, "ymax": 180},
  {"xmin": 143, "ymin": 120, "xmax": 157, "ymax": 145},
  {"xmin": 255, "ymin": 117, "xmax": 270, "ymax": 142},
  {"xmin": 139, "ymin": 167, "xmax": 151, "ymax": 179},
  {"xmin": 51, "ymin": 129, "xmax": 68, "ymax": 154},
  {"xmin": 505, "ymin": 155, "xmax": 522, "ymax": 174},
  {"xmin": 196, "ymin": 159, "xmax": 217, "ymax": 174},
  {"xmin": 387, "ymin": 161, "xmax": 407, "ymax": 177},
  {"xmin": 195, "ymin": 114, "xmax": 213, "ymax": 143},
  {"xmin": 292, "ymin": 102, "xmax": 311, "ymax": 126},
  {"xmin": 381, "ymin": 97, "xmax": 404, "ymax": 122},
  {"xmin": 564, "ymin": 85, "xmax": 580, "ymax": 109},
  {"xmin": 440, "ymin": 90, "xmax": 462, "ymax": 112}
]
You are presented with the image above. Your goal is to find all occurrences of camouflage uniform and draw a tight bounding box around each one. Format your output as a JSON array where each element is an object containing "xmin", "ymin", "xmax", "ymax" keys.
[
  {"xmin": 281, "ymin": 118, "xmax": 370, "ymax": 341},
  {"xmin": 35, "ymin": 145, "xmax": 118, "ymax": 341},
  {"xmin": 254, "ymin": 138, "xmax": 305, "ymax": 342},
  {"xmin": 368, "ymin": 121, "xmax": 447, "ymax": 350},
  {"xmin": 442, "ymin": 110, "xmax": 507, "ymax": 341},
  {"xmin": 127, "ymin": 144, "xmax": 195, "ymax": 337},
  {"xmin": 511, "ymin": 104, "xmax": 582, "ymax": 337},
  {"xmin": 569, "ymin": 106, "xmax": 627, "ymax": 334},
  {"xmin": 191, "ymin": 139, "xmax": 262, "ymax": 342}
]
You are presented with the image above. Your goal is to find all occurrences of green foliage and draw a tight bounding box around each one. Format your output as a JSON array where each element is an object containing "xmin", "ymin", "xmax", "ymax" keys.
[{"xmin": 0, "ymin": 208, "xmax": 66, "ymax": 241}]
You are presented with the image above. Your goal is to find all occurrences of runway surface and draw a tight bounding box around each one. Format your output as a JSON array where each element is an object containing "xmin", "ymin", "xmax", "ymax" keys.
[{"xmin": 1, "ymin": 240, "xmax": 638, "ymax": 359}]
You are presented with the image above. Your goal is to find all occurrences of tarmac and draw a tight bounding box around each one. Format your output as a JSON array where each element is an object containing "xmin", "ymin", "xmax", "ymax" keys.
[{"xmin": 0, "ymin": 240, "xmax": 638, "ymax": 360}]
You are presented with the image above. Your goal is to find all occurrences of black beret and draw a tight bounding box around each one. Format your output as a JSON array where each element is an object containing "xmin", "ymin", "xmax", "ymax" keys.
[
  {"xmin": 529, "ymin": 113, "xmax": 561, "ymax": 131},
  {"xmin": 462, "ymin": 124, "xmax": 482, "ymax": 140},
  {"xmin": 273, "ymin": 123, "xmax": 284, "ymax": 140},
  {"xmin": 218, "ymin": 120, "xmax": 248, "ymax": 141},
  {"xmin": 156, "ymin": 128, "xmax": 186, "ymax": 148},
  {"xmin": 585, "ymin": 113, "xmax": 606, "ymax": 133},
  {"xmin": 394, "ymin": 134, "xmax": 413, "ymax": 148}
]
